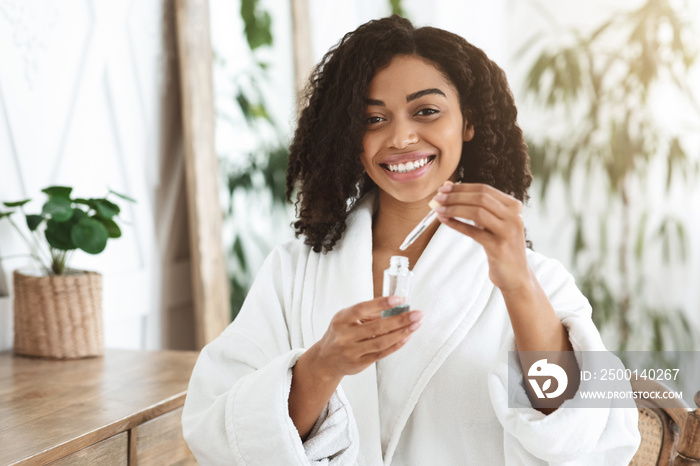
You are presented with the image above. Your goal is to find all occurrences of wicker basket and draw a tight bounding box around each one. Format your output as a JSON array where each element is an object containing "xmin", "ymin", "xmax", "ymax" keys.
[
  {"xmin": 12, "ymin": 269, "xmax": 104, "ymax": 359},
  {"xmin": 630, "ymin": 406, "xmax": 664, "ymax": 465}
]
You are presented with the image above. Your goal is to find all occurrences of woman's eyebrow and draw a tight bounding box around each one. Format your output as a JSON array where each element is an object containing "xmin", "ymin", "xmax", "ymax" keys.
[
  {"xmin": 365, "ymin": 98, "xmax": 385, "ymax": 106},
  {"xmin": 406, "ymin": 88, "xmax": 446, "ymax": 102},
  {"xmin": 364, "ymin": 88, "xmax": 447, "ymax": 107}
]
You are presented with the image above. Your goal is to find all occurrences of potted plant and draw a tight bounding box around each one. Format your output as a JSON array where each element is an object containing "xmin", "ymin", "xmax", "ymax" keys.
[{"xmin": 0, "ymin": 186, "xmax": 135, "ymax": 359}]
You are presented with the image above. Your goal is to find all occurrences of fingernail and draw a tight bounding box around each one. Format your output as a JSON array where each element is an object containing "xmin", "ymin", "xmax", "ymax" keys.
[
  {"xmin": 388, "ymin": 296, "xmax": 405, "ymax": 306},
  {"xmin": 438, "ymin": 184, "xmax": 452, "ymax": 193},
  {"xmin": 433, "ymin": 194, "xmax": 447, "ymax": 202},
  {"xmin": 409, "ymin": 321, "xmax": 422, "ymax": 331},
  {"xmin": 436, "ymin": 205, "xmax": 447, "ymax": 213},
  {"xmin": 409, "ymin": 311, "xmax": 422, "ymax": 321}
]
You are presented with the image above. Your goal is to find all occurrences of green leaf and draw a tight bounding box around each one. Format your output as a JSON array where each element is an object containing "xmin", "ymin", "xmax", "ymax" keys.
[
  {"xmin": 587, "ymin": 16, "xmax": 615, "ymax": 43},
  {"xmin": 71, "ymin": 208, "xmax": 88, "ymax": 221},
  {"xmin": 675, "ymin": 221, "xmax": 687, "ymax": 261},
  {"xmin": 42, "ymin": 197, "xmax": 73, "ymax": 222},
  {"xmin": 634, "ymin": 212, "xmax": 647, "ymax": 262},
  {"xmin": 657, "ymin": 220, "xmax": 671, "ymax": 264},
  {"xmin": 0, "ymin": 211, "xmax": 14, "ymax": 219},
  {"xmin": 651, "ymin": 312, "xmax": 664, "ymax": 352},
  {"xmin": 389, "ymin": 0, "xmax": 405, "ymax": 16},
  {"xmin": 93, "ymin": 199, "xmax": 120, "ymax": 219},
  {"xmin": 108, "ymin": 189, "xmax": 136, "ymax": 203},
  {"xmin": 572, "ymin": 215, "xmax": 586, "ymax": 265},
  {"xmin": 26, "ymin": 214, "xmax": 44, "ymax": 231},
  {"xmin": 666, "ymin": 138, "xmax": 686, "ymax": 191},
  {"xmin": 232, "ymin": 236, "xmax": 247, "ymax": 272},
  {"xmin": 71, "ymin": 217, "xmax": 108, "ymax": 254},
  {"xmin": 265, "ymin": 146, "xmax": 290, "ymax": 204},
  {"xmin": 95, "ymin": 216, "xmax": 121, "ymax": 238},
  {"xmin": 599, "ymin": 214, "xmax": 608, "ymax": 258},
  {"xmin": 240, "ymin": 0, "xmax": 273, "ymax": 51},
  {"xmin": 236, "ymin": 92, "xmax": 253, "ymax": 122},
  {"xmin": 250, "ymin": 104, "xmax": 269, "ymax": 121},
  {"xmin": 45, "ymin": 219, "xmax": 76, "ymax": 250},
  {"xmin": 228, "ymin": 171, "xmax": 253, "ymax": 192},
  {"xmin": 41, "ymin": 186, "xmax": 72, "ymax": 198},
  {"xmin": 3, "ymin": 199, "xmax": 31, "ymax": 207},
  {"xmin": 73, "ymin": 198, "xmax": 93, "ymax": 207}
]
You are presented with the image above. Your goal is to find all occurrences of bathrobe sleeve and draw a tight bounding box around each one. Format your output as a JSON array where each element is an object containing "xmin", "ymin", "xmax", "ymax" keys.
[
  {"xmin": 181, "ymin": 243, "xmax": 360, "ymax": 465},
  {"xmin": 487, "ymin": 253, "xmax": 641, "ymax": 465}
]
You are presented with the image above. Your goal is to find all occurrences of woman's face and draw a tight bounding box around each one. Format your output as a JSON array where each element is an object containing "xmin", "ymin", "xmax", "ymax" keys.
[{"xmin": 361, "ymin": 54, "xmax": 474, "ymax": 204}]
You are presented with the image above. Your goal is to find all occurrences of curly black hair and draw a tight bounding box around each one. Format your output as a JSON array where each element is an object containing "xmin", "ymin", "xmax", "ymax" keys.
[{"xmin": 286, "ymin": 15, "xmax": 531, "ymax": 253}]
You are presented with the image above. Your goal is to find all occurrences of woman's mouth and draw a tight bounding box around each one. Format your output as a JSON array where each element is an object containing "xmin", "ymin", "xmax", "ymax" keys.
[
  {"xmin": 379, "ymin": 155, "xmax": 436, "ymax": 182},
  {"xmin": 380, "ymin": 155, "xmax": 436, "ymax": 174}
]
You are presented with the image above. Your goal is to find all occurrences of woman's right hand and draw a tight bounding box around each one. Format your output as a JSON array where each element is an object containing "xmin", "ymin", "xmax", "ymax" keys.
[
  {"xmin": 289, "ymin": 296, "xmax": 421, "ymax": 439},
  {"xmin": 309, "ymin": 296, "xmax": 423, "ymax": 381}
]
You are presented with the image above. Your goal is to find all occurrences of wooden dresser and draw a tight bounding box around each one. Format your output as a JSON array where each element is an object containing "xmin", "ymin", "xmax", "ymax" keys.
[{"xmin": 0, "ymin": 349, "xmax": 200, "ymax": 465}]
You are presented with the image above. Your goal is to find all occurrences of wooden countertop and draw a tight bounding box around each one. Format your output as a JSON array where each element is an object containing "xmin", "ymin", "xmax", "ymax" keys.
[{"xmin": 0, "ymin": 349, "xmax": 199, "ymax": 465}]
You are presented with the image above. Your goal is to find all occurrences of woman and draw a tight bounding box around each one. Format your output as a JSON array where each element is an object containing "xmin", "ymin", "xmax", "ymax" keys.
[{"xmin": 183, "ymin": 16, "xmax": 640, "ymax": 465}]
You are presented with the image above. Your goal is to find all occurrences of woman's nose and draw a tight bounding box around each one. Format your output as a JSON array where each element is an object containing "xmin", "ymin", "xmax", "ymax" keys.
[{"xmin": 387, "ymin": 119, "xmax": 418, "ymax": 149}]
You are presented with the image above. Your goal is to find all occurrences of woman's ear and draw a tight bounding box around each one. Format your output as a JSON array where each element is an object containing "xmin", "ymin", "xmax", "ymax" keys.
[{"xmin": 463, "ymin": 121, "xmax": 475, "ymax": 142}]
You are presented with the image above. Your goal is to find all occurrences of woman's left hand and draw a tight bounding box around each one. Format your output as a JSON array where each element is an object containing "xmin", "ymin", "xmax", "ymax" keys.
[{"xmin": 432, "ymin": 181, "xmax": 530, "ymax": 291}]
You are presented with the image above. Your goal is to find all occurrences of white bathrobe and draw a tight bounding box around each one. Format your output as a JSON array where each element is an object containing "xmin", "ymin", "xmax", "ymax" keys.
[{"xmin": 182, "ymin": 191, "xmax": 641, "ymax": 465}]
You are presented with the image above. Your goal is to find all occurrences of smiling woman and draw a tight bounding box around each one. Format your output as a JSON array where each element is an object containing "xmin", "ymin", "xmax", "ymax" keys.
[{"xmin": 182, "ymin": 15, "xmax": 641, "ymax": 465}]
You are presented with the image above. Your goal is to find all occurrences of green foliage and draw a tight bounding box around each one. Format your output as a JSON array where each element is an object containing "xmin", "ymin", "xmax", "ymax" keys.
[
  {"xmin": 523, "ymin": 0, "xmax": 700, "ymax": 350},
  {"xmin": 218, "ymin": 1, "xmax": 290, "ymax": 321},
  {"xmin": 240, "ymin": 0, "xmax": 273, "ymax": 50},
  {"xmin": 0, "ymin": 186, "xmax": 135, "ymax": 275},
  {"xmin": 389, "ymin": 0, "xmax": 406, "ymax": 17}
]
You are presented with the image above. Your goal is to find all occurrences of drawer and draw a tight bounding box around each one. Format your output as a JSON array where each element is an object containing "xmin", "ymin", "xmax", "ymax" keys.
[
  {"xmin": 49, "ymin": 432, "xmax": 128, "ymax": 465},
  {"xmin": 135, "ymin": 407, "xmax": 197, "ymax": 465}
]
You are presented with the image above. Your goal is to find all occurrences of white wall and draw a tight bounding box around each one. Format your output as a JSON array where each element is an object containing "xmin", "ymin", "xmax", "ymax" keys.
[
  {"xmin": 0, "ymin": 0, "xmax": 194, "ymax": 351},
  {"xmin": 307, "ymin": 0, "xmax": 508, "ymax": 70}
]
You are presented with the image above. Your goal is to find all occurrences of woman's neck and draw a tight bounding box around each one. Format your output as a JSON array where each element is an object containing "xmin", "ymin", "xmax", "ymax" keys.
[{"xmin": 372, "ymin": 189, "xmax": 440, "ymax": 256}]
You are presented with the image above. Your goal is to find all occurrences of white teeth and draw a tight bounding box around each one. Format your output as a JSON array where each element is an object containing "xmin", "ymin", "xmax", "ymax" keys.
[{"xmin": 385, "ymin": 157, "xmax": 431, "ymax": 173}]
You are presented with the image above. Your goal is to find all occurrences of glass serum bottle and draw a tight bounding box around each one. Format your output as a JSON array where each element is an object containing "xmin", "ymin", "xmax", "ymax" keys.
[{"xmin": 382, "ymin": 256, "xmax": 413, "ymax": 318}]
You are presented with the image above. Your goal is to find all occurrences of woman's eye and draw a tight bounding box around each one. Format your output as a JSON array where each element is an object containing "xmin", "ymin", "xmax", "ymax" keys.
[
  {"xmin": 366, "ymin": 116, "xmax": 384, "ymax": 125},
  {"xmin": 416, "ymin": 108, "xmax": 439, "ymax": 117}
]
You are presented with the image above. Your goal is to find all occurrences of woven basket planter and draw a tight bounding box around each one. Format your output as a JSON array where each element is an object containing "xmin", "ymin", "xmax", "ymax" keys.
[{"xmin": 13, "ymin": 270, "xmax": 104, "ymax": 359}]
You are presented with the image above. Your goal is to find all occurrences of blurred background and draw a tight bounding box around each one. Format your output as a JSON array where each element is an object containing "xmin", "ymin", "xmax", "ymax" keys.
[{"xmin": 0, "ymin": 0, "xmax": 698, "ymax": 353}]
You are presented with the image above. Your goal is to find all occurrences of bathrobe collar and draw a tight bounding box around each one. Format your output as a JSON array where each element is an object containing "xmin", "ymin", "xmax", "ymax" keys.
[{"xmin": 303, "ymin": 190, "xmax": 495, "ymax": 465}]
